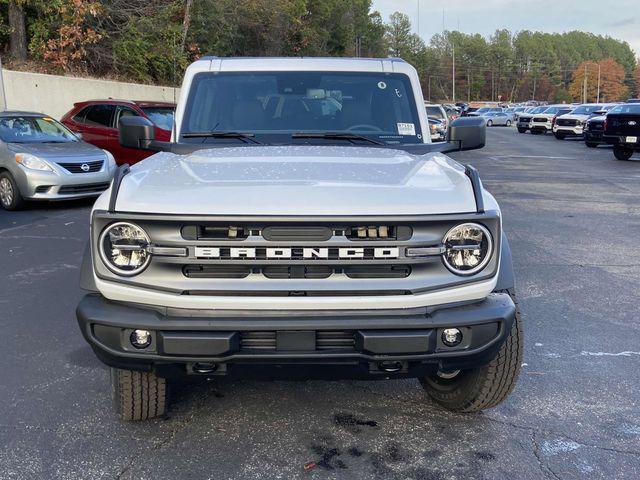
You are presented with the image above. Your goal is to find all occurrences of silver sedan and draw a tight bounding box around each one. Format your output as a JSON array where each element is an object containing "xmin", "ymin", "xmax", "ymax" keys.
[
  {"xmin": 482, "ymin": 112, "xmax": 512, "ymax": 127},
  {"xmin": 0, "ymin": 111, "xmax": 117, "ymax": 210}
]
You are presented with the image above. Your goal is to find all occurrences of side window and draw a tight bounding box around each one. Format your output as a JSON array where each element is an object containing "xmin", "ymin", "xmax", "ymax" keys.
[
  {"xmin": 72, "ymin": 107, "xmax": 90, "ymax": 124},
  {"xmin": 115, "ymin": 106, "xmax": 140, "ymax": 126},
  {"xmin": 84, "ymin": 104, "xmax": 116, "ymax": 128}
]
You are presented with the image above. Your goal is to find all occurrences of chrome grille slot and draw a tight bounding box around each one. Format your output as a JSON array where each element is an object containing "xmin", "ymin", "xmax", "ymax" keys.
[
  {"xmin": 262, "ymin": 226, "xmax": 332, "ymax": 241},
  {"xmin": 241, "ymin": 331, "xmax": 276, "ymax": 350},
  {"xmin": 262, "ymin": 265, "xmax": 332, "ymax": 279},
  {"xmin": 183, "ymin": 265, "xmax": 251, "ymax": 278},
  {"xmin": 182, "ymin": 225, "xmax": 249, "ymax": 240},
  {"xmin": 344, "ymin": 265, "xmax": 411, "ymax": 279}
]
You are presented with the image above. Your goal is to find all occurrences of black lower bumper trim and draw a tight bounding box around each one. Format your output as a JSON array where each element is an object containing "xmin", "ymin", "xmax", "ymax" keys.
[{"xmin": 77, "ymin": 293, "xmax": 516, "ymax": 377}]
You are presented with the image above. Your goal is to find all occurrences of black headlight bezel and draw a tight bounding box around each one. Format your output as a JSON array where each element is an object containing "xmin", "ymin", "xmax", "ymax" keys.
[
  {"xmin": 98, "ymin": 221, "xmax": 152, "ymax": 277},
  {"xmin": 442, "ymin": 222, "xmax": 494, "ymax": 276}
]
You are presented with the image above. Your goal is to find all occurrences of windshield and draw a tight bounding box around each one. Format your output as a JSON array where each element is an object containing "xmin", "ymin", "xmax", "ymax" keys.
[
  {"xmin": 609, "ymin": 104, "xmax": 640, "ymax": 114},
  {"xmin": 425, "ymin": 106, "xmax": 445, "ymax": 119},
  {"xmin": 570, "ymin": 105, "xmax": 603, "ymax": 115},
  {"xmin": 141, "ymin": 107, "xmax": 174, "ymax": 131},
  {"xmin": 182, "ymin": 71, "xmax": 423, "ymax": 144},
  {"xmin": 0, "ymin": 116, "xmax": 78, "ymax": 143},
  {"xmin": 542, "ymin": 107, "xmax": 564, "ymax": 114},
  {"xmin": 530, "ymin": 107, "xmax": 548, "ymax": 114}
]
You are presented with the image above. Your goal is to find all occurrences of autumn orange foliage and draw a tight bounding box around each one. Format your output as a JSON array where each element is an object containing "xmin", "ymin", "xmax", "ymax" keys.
[
  {"xmin": 43, "ymin": 0, "xmax": 103, "ymax": 71},
  {"xmin": 568, "ymin": 59, "xmax": 628, "ymax": 102}
]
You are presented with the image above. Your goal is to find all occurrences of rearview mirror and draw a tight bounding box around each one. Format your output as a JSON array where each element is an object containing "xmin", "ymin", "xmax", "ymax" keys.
[
  {"xmin": 447, "ymin": 117, "xmax": 486, "ymax": 151},
  {"xmin": 119, "ymin": 116, "xmax": 156, "ymax": 150}
]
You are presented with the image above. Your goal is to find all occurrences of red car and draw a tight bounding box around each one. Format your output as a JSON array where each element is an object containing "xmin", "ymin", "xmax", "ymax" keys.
[{"xmin": 61, "ymin": 100, "xmax": 175, "ymax": 165}]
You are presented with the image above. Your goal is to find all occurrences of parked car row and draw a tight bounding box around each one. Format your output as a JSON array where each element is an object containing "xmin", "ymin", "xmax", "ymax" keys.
[
  {"xmin": 515, "ymin": 99, "xmax": 640, "ymax": 161},
  {"xmin": 0, "ymin": 99, "xmax": 176, "ymax": 210}
]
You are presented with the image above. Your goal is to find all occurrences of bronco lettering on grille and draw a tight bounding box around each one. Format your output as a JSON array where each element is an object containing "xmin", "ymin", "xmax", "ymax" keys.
[{"xmin": 194, "ymin": 246, "xmax": 400, "ymax": 259}]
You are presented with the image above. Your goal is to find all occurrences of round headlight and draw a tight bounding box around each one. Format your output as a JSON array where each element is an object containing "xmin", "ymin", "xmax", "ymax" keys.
[
  {"xmin": 442, "ymin": 223, "xmax": 493, "ymax": 276},
  {"xmin": 99, "ymin": 222, "xmax": 151, "ymax": 276}
]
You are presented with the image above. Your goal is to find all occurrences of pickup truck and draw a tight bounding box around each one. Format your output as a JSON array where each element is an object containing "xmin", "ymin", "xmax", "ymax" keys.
[
  {"xmin": 76, "ymin": 57, "xmax": 522, "ymax": 420},
  {"xmin": 603, "ymin": 103, "xmax": 640, "ymax": 160}
]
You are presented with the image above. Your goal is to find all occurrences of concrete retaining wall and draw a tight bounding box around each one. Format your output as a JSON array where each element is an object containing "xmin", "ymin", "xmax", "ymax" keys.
[{"xmin": 0, "ymin": 69, "xmax": 179, "ymax": 119}]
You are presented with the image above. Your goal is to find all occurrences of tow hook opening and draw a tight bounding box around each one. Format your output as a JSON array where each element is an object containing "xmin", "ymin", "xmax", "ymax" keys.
[
  {"xmin": 378, "ymin": 361, "xmax": 404, "ymax": 373},
  {"xmin": 192, "ymin": 362, "xmax": 218, "ymax": 374}
]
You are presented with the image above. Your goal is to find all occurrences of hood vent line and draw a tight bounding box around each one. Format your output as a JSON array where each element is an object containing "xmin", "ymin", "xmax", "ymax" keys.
[
  {"xmin": 464, "ymin": 165, "xmax": 484, "ymax": 214},
  {"xmin": 108, "ymin": 164, "xmax": 130, "ymax": 213}
]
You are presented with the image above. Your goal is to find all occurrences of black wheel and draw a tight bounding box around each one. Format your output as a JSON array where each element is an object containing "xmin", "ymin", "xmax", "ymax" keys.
[
  {"xmin": 554, "ymin": 133, "xmax": 566, "ymax": 140},
  {"xmin": 420, "ymin": 289, "xmax": 523, "ymax": 413},
  {"xmin": 585, "ymin": 142, "xmax": 599, "ymax": 148},
  {"xmin": 111, "ymin": 368, "xmax": 167, "ymax": 421},
  {"xmin": 0, "ymin": 171, "xmax": 25, "ymax": 211},
  {"xmin": 517, "ymin": 128, "xmax": 527, "ymax": 134},
  {"xmin": 613, "ymin": 146, "xmax": 634, "ymax": 161},
  {"xmin": 486, "ymin": 120, "xmax": 493, "ymax": 127},
  {"xmin": 506, "ymin": 120, "xmax": 512, "ymax": 127}
]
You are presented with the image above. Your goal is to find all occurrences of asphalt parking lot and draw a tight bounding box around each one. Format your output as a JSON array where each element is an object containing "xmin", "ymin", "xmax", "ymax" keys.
[{"xmin": 1, "ymin": 128, "xmax": 639, "ymax": 480}]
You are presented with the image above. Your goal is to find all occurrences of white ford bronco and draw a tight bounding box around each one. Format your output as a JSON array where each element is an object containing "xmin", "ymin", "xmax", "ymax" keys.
[{"xmin": 76, "ymin": 57, "xmax": 522, "ymax": 420}]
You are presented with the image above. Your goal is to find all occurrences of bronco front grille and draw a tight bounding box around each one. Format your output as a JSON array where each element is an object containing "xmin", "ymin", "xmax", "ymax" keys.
[
  {"xmin": 92, "ymin": 212, "xmax": 502, "ymax": 297},
  {"xmin": 519, "ymin": 117, "xmax": 531, "ymax": 122},
  {"xmin": 533, "ymin": 117, "xmax": 548, "ymax": 123}
]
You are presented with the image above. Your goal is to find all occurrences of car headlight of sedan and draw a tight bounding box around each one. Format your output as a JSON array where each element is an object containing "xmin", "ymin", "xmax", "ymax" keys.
[
  {"xmin": 442, "ymin": 223, "xmax": 493, "ymax": 275},
  {"xmin": 15, "ymin": 153, "xmax": 53, "ymax": 172},
  {"xmin": 102, "ymin": 149, "xmax": 116, "ymax": 169},
  {"xmin": 99, "ymin": 222, "xmax": 151, "ymax": 276}
]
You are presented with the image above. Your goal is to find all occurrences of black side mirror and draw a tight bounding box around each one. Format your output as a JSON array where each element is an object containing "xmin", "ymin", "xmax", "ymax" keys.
[
  {"xmin": 119, "ymin": 116, "xmax": 156, "ymax": 150},
  {"xmin": 447, "ymin": 117, "xmax": 486, "ymax": 151}
]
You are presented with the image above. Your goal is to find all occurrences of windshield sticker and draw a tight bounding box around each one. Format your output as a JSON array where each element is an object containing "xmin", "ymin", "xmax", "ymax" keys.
[
  {"xmin": 377, "ymin": 81, "xmax": 387, "ymax": 90},
  {"xmin": 397, "ymin": 123, "xmax": 416, "ymax": 136}
]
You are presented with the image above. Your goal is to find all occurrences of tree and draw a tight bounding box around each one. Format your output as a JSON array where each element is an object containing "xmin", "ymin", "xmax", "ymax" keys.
[
  {"xmin": 41, "ymin": 0, "xmax": 103, "ymax": 72},
  {"xmin": 384, "ymin": 12, "xmax": 424, "ymax": 61},
  {"xmin": 8, "ymin": 0, "xmax": 27, "ymax": 60},
  {"xmin": 568, "ymin": 59, "xmax": 628, "ymax": 103}
]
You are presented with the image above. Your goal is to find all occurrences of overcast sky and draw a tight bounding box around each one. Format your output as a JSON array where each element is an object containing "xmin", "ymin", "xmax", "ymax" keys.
[{"xmin": 372, "ymin": 0, "xmax": 640, "ymax": 56}]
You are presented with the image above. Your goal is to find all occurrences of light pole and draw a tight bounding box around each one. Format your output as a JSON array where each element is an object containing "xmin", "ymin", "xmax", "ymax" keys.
[{"xmin": 597, "ymin": 63, "xmax": 601, "ymax": 103}]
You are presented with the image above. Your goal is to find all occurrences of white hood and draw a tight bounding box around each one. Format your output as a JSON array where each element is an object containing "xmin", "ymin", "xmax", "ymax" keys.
[
  {"xmin": 109, "ymin": 145, "xmax": 477, "ymax": 216},
  {"xmin": 557, "ymin": 113, "xmax": 590, "ymax": 121}
]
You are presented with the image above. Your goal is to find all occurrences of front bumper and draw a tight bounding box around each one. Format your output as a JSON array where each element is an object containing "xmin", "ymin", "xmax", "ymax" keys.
[
  {"xmin": 517, "ymin": 122, "xmax": 530, "ymax": 130},
  {"xmin": 553, "ymin": 125, "xmax": 584, "ymax": 136},
  {"xmin": 14, "ymin": 165, "xmax": 114, "ymax": 200},
  {"xmin": 530, "ymin": 122, "xmax": 551, "ymax": 132},
  {"xmin": 77, "ymin": 292, "xmax": 516, "ymax": 379}
]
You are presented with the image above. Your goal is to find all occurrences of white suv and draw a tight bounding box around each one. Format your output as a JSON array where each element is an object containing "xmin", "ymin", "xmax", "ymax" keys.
[
  {"xmin": 76, "ymin": 57, "xmax": 522, "ymax": 420},
  {"xmin": 553, "ymin": 104, "xmax": 616, "ymax": 140}
]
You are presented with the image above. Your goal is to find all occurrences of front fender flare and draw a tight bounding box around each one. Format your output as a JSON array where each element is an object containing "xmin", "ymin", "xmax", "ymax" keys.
[{"xmin": 494, "ymin": 232, "xmax": 515, "ymax": 291}]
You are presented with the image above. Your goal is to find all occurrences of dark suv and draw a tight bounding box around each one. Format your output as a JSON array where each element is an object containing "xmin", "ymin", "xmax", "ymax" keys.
[{"xmin": 61, "ymin": 100, "xmax": 175, "ymax": 165}]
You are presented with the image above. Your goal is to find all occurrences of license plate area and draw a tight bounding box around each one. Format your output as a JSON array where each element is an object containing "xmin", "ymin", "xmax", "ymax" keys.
[
  {"xmin": 625, "ymin": 136, "xmax": 638, "ymax": 143},
  {"xmin": 276, "ymin": 331, "xmax": 316, "ymax": 351}
]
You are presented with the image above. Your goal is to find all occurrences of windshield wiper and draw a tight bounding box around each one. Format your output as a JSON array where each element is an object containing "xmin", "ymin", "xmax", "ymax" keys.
[
  {"xmin": 182, "ymin": 131, "xmax": 262, "ymax": 144},
  {"xmin": 292, "ymin": 132, "xmax": 384, "ymax": 146}
]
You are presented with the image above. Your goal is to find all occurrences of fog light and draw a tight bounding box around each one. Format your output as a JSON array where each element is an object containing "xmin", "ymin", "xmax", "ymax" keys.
[
  {"xmin": 130, "ymin": 329, "xmax": 152, "ymax": 349},
  {"xmin": 442, "ymin": 328, "xmax": 463, "ymax": 347}
]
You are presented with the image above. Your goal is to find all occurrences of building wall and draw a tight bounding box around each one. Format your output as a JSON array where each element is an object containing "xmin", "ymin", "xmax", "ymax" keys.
[{"xmin": 0, "ymin": 69, "xmax": 179, "ymax": 119}]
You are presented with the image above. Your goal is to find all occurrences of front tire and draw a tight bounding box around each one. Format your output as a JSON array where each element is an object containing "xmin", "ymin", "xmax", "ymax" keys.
[
  {"xmin": 613, "ymin": 146, "xmax": 634, "ymax": 161},
  {"xmin": 517, "ymin": 128, "xmax": 527, "ymax": 134},
  {"xmin": 111, "ymin": 368, "xmax": 167, "ymax": 421},
  {"xmin": 486, "ymin": 120, "xmax": 493, "ymax": 127},
  {"xmin": 420, "ymin": 289, "xmax": 523, "ymax": 413},
  {"xmin": 506, "ymin": 120, "xmax": 512, "ymax": 127},
  {"xmin": 0, "ymin": 171, "xmax": 25, "ymax": 211}
]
